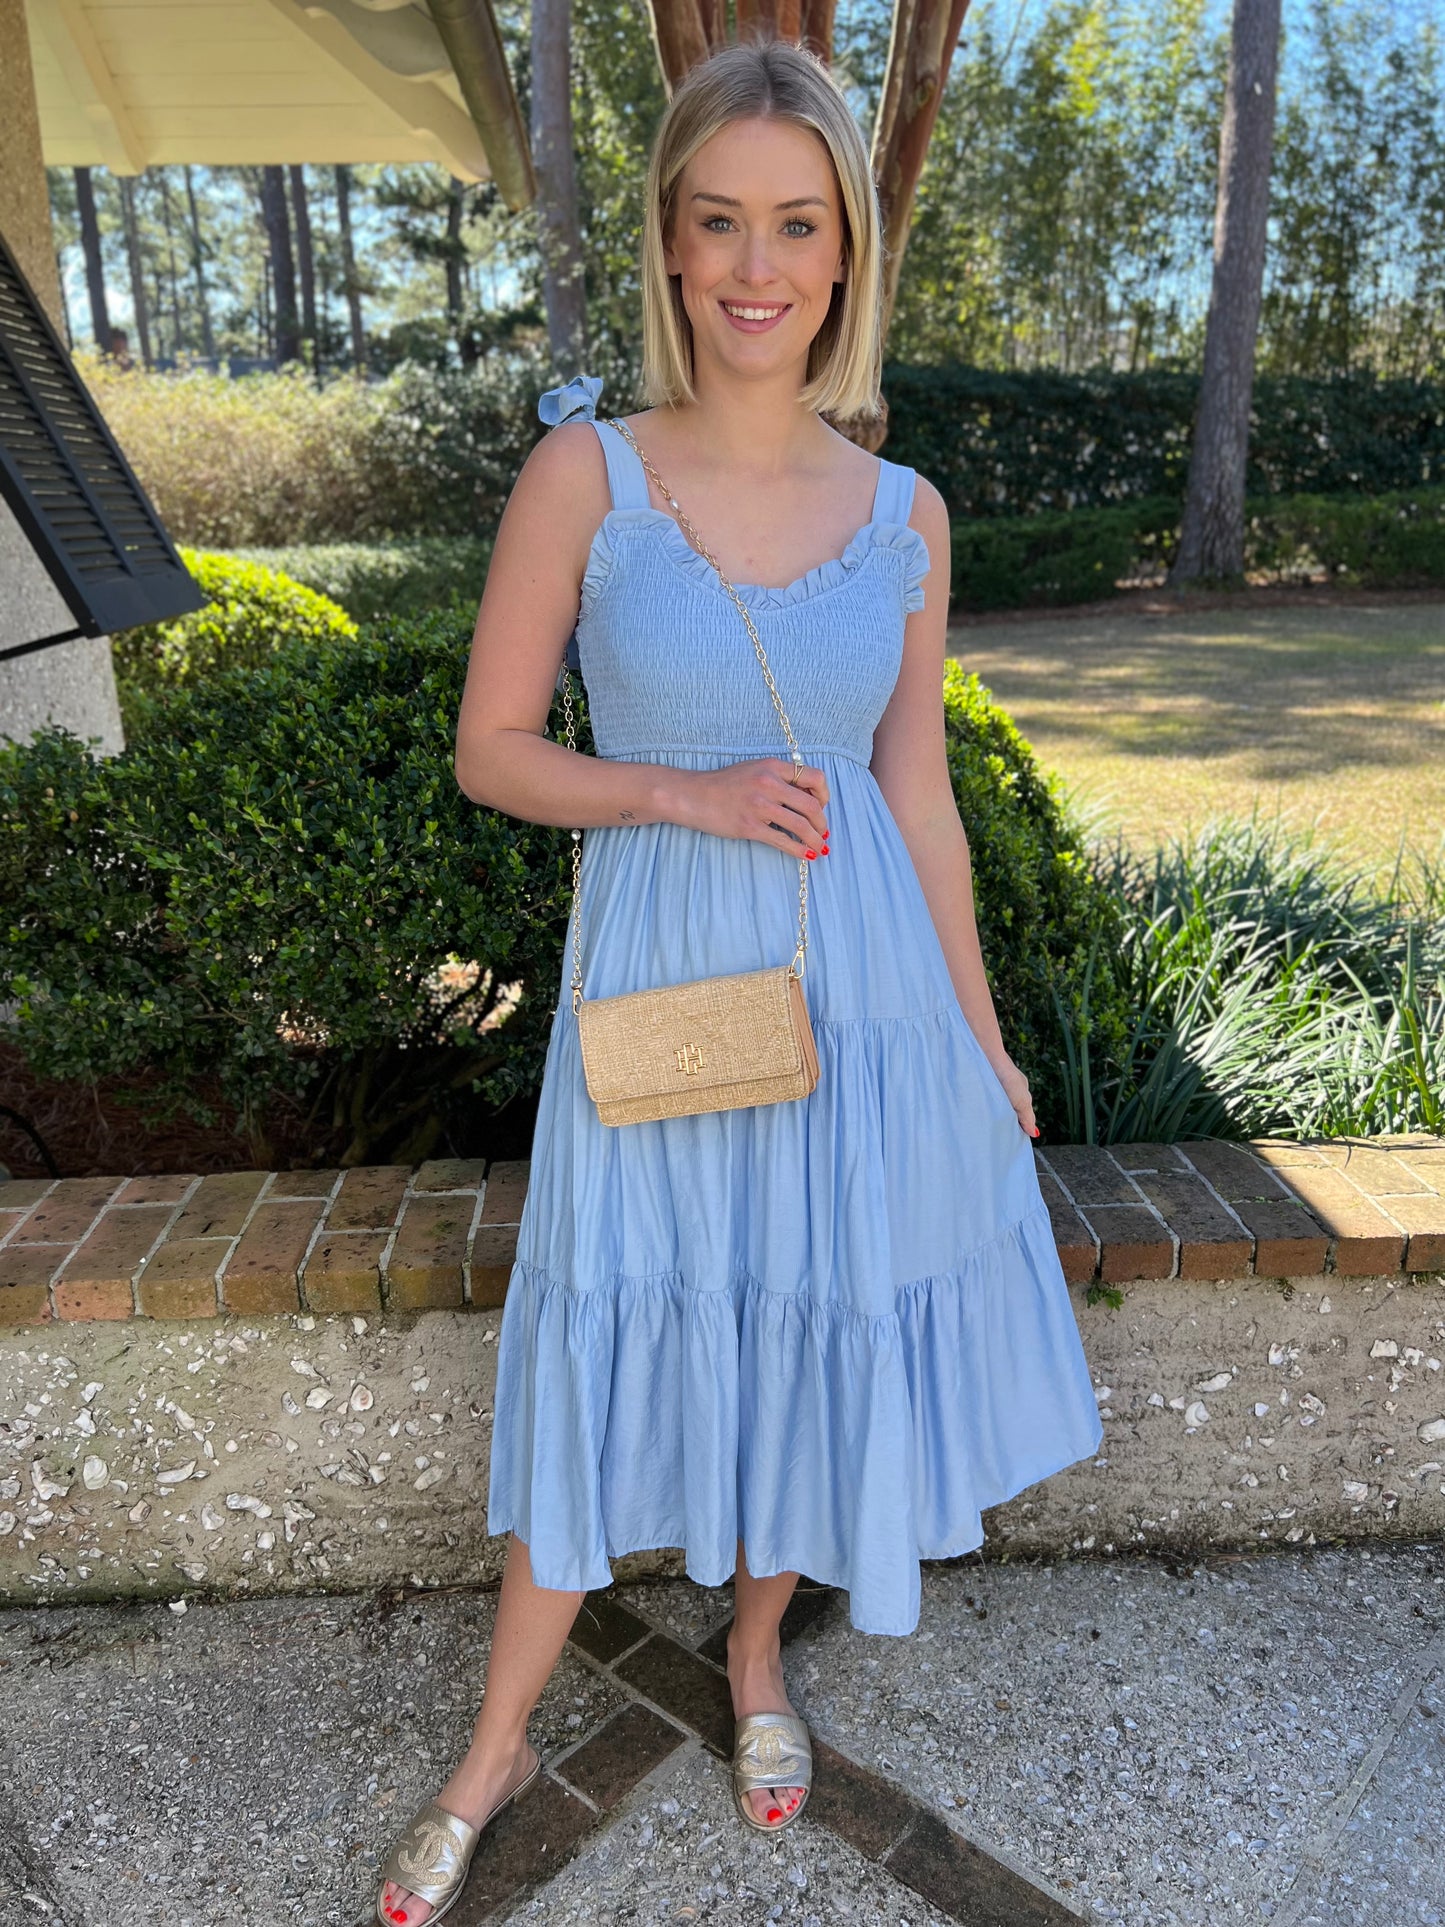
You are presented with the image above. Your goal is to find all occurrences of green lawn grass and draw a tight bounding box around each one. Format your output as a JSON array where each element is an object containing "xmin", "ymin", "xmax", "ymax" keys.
[{"xmin": 948, "ymin": 593, "xmax": 1445, "ymax": 886}]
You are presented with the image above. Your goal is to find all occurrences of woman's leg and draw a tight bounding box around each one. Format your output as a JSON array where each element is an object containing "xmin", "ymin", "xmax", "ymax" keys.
[
  {"xmin": 725, "ymin": 1537, "xmax": 808, "ymax": 1826},
  {"xmin": 379, "ymin": 1533, "xmax": 585, "ymax": 1925}
]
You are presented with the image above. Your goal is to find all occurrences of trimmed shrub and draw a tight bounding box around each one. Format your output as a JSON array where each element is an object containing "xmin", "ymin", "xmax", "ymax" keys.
[
  {"xmin": 1245, "ymin": 487, "xmax": 1445, "ymax": 587},
  {"xmin": 883, "ymin": 364, "xmax": 1445, "ymax": 519},
  {"xmin": 941, "ymin": 660, "xmax": 1133, "ymax": 1120},
  {"xmin": 225, "ymin": 538, "xmax": 493, "ymax": 625},
  {"xmin": 0, "ymin": 627, "xmax": 1124, "ymax": 1158},
  {"xmin": 113, "ymin": 549, "xmax": 357, "ymax": 687},
  {"xmin": 952, "ymin": 497, "xmax": 1179, "ymax": 610},
  {"xmin": 0, "ymin": 614, "xmax": 569, "ymax": 1169}
]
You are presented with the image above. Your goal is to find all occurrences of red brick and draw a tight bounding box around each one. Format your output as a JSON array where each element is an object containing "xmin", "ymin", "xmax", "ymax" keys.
[
  {"xmin": 1083, "ymin": 1204, "xmax": 1176, "ymax": 1282},
  {"xmin": 1393, "ymin": 1146, "xmax": 1445, "ymax": 1190},
  {"xmin": 0, "ymin": 1209, "xmax": 28, "ymax": 1243},
  {"xmin": 387, "ymin": 1195, "xmax": 470, "ymax": 1308},
  {"xmin": 302, "ymin": 1232, "xmax": 386, "ymax": 1313},
  {"xmin": 14, "ymin": 1178, "xmax": 122, "ymax": 1245},
  {"xmin": 1102, "ymin": 1143, "xmax": 1193, "ymax": 1174},
  {"xmin": 1231, "ymin": 1198, "xmax": 1330, "ymax": 1275},
  {"xmin": 1378, "ymin": 1194, "xmax": 1445, "ymax": 1272},
  {"xmin": 0, "ymin": 1244, "xmax": 68, "ymax": 1321},
  {"xmin": 1033, "ymin": 1164, "xmax": 1097, "ymax": 1284},
  {"xmin": 480, "ymin": 1160, "xmax": 530, "ymax": 1223},
  {"xmin": 1309, "ymin": 1142, "xmax": 1433, "ymax": 1197},
  {"xmin": 1180, "ymin": 1139, "xmax": 1296, "ymax": 1200},
  {"xmin": 1130, "ymin": 1171, "xmax": 1252, "ymax": 1279},
  {"xmin": 327, "ymin": 1166, "xmax": 410, "ymax": 1231},
  {"xmin": 412, "ymin": 1158, "xmax": 487, "ymax": 1194},
  {"xmin": 1270, "ymin": 1166, "xmax": 1405, "ymax": 1274},
  {"xmin": 1039, "ymin": 1145, "xmax": 1140, "ymax": 1207},
  {"xmin": 269, "ymin": 1168, "xmax": 340, "ymax": 1200},
  {"xmin": 136, "ymin": 1238, "xmax": 226, "ymax": 1318},
  {"xmin": 469, "ymin": 1224, "xmax": 519, "ymax": 1306},
  {"xmin": 54, "ymin": 1202, "xmax": 171, "ymax": 1294},
  {"xmin": 169, "ymin": 1171, "xmax": 269, "ymax": 1240},
  {"xmin": 54, "ymin": 1205, "xmax": 172, "ymax": 1319},
  {"xmin": 220, "ymin": 1201, "xmax": 321, "ymax": 1314},
  {"xmin": 0, "ymin": 1178, "xmax": 52, "ymax": 1212},
  {"xmin": 114, "ymin": 1174, "xmax": 197, "ymax": 1206},
  {"xmin": 1247, "ymin": 1138, "xmax": 1329, "ymax": 1170}
]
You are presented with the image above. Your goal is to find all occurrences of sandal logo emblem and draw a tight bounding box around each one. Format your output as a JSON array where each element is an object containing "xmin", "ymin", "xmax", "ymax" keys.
[
  {"xmin": 675, "ymin": 1041, "xmax": 706, "ymax": 1075},
  {"xmin": 750, "ymin": 1726, "xmax": 790, "ymax": 1773},
  {"xmin": 396, "ymin": 1818, "xmax": 463, "ymax": 1884}
]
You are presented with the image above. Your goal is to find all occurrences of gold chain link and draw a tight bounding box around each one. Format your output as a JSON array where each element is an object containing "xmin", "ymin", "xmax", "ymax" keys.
[{"xmin": 562, "ymin": 417, "xmax": 812, "ymax": 1013}]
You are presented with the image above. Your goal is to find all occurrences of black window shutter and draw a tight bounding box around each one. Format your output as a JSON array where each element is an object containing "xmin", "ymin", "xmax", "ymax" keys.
[{"xmin": 0, "ymin": 225, "xmax": 204, "ymax": 660}]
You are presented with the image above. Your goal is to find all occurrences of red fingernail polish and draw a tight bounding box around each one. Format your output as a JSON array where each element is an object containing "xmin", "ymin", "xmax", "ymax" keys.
[{"xmin": 805, "ymin": 850, "xmax": 816, "ymax": 859}]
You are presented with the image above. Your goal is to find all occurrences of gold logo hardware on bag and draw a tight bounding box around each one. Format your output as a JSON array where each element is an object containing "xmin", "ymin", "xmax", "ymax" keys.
[{"xmin": 558, "ymin": 416, "xmax": 821, "ymax": 1128}]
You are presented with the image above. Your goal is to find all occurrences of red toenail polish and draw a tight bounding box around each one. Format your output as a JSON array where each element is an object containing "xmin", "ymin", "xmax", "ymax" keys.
[{"xmin": 767, "ymin": 1806, "xmax": 782, "ymax": 1821}]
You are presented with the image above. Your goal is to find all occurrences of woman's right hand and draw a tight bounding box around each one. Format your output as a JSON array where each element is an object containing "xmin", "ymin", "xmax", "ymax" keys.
[{"xmin": 678, "ymin": 757, "xmax": 831, "ymax": 858}]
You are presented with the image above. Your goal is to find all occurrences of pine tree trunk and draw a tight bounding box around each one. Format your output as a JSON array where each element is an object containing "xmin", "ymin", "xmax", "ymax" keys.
[
  {"xmin": 118, "ymin": 175, "xmax": 152, "ymax": 368},
  {"xmin": 73, "ymin": 166, "xmax": 112, "ymax": 351},
  {"xmin": 1168, "ymin": 0, "xmax": 1283, "ymax": 586},
  {"xmin": 445, "ymin": 178, "xmax": 475, "ymax": 367},
  {"xmin": 184, "ymin": 165, "xmax": 217, "ymax": 362},
  {"xmin": 335, "ymin": 164, "xmax": 366, "ymax": 372},
  {"xmin": 288, "ymin": 164, "xmax": 318, "ymax": 362},
  {"xmin": 261, "ymin": 164, "xmax": 300, "ymax": 364},
  {"xmin": 530, "ymin": 0, "xmax": 587, "ymax": 374}
]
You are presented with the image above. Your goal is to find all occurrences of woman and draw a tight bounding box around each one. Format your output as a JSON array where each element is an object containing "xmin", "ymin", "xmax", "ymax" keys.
[{"xmin": 377, "ymin": 34, "xmax": 1103, "ymax": 1926}]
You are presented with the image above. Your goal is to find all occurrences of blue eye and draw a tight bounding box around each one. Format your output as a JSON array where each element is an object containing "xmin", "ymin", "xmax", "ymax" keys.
[{"xmin": 702, "ymin": 215, "xmax": 818, "ymax": 237}]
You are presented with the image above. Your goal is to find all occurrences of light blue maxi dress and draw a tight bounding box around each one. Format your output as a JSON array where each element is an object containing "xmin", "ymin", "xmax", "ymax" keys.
[{"xmin": 485, "ymin": 373, "xmax": 1104, "ymax": 1636}]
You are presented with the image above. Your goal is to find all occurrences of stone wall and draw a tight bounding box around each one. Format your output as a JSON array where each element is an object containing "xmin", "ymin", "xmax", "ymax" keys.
[{"xmin": 2, "ymin": 1137, "xmax": 1442, "ymax": 1607}]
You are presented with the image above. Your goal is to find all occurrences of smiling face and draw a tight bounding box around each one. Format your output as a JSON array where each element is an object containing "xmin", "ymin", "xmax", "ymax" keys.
[{"xmin": 661, "ymin": 114, "xmax": 849, "ymax": 384}]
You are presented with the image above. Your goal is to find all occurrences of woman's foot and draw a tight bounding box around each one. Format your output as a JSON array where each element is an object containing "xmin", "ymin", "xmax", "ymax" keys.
[
  {"xmin": 377, "ymin": 1734, "xmax": 540, "ymax": 1925},
  {"xmin": 725, "ymin": 1624, "xmax": 807, "ymax": 1827}
]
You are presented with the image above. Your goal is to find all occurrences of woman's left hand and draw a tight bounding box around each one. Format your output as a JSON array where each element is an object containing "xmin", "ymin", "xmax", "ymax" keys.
[{"xmin": 989, "ymin": 1050, "xmax": 1039, "ymax": 1138}]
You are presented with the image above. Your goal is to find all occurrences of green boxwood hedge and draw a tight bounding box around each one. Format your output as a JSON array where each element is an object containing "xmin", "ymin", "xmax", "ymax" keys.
[
  {"xmin": 112, "ymin": 549, "xmax": 357, "ymax": 730},
  {"xmin": 225, "ymin": 538, "xmax": 494, "ymax": 625},
  {"xmin": 1, "ymin": 622, "xmax": 1130, "ymax": 1160}
]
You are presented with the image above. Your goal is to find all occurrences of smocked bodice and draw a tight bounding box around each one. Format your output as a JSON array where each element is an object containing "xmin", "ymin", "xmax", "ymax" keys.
[{"xmin": 538, "ymin": 374, "xmax": 930, "ymax": 768}]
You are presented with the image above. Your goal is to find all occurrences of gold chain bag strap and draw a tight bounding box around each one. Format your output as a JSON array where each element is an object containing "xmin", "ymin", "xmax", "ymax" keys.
[{"xmin": 558, "ymin": 416, "xmax": 820, "ymax": 1127}]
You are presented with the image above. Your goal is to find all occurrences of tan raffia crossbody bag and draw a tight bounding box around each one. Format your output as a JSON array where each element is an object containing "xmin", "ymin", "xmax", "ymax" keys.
[{"xmin": 558, "ymin": 416, "xmax": 820, "ymax": 1128}]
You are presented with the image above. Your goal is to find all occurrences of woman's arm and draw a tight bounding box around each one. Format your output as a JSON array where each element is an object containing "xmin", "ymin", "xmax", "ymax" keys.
[
  {"xmin": 868, "ymin": 476, "xmax": 1037, "ymax": 1137},
  {"xmin": 455, "ymin": 423, "xmax": 683, "ymax": 827}
]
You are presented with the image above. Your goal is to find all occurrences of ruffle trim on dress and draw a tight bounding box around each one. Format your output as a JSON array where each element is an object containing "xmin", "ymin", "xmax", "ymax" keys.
[
  {"xmin": 485, "ymin": 1197, "xmax": 1104, "ymax": 1637},
  {"xmin": 578, "ymin": 507, "xmax": 930, "ymax": 619}
]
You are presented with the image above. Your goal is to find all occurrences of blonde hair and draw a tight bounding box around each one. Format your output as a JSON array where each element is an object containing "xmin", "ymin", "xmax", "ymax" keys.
[{"xmin": 638, "ymin": 35, "xmax": 884, "ymax": 421}]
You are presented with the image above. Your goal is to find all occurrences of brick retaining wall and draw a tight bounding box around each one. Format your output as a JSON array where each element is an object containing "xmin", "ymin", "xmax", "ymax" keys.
[
  {"xmin": 3, "ymin": 1133, "xmax": 1443, "ymax": 1602},
  {"xmin": 2, "ymin": 1136, "xmax": 1442, "ymax": 1326}
]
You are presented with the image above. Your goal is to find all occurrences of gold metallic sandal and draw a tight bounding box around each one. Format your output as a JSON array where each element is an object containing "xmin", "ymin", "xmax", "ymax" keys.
[
  {"xmin": 375, "ymin": 1742, "xmax": 541, "ymax": 1923},
  {"xmin": 730, "ymin": 1712, "xmax": 812, "ymax": 1833}
]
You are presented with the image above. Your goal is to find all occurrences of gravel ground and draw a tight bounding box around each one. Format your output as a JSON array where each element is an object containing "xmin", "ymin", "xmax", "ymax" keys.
[{"xmin": 0, "ymin": 1544, "xmax": 1439, "ymax": 1926}]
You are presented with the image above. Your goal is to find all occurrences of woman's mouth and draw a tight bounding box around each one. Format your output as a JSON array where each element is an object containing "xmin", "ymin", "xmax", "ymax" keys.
[{"xmin": 719, "ymin": 299, "xmax": 791, "ymax": 333}]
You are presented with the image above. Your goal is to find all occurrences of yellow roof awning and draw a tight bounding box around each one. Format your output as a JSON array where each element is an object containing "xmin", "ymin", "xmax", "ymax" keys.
[{"xmin": 27, "ymin": 0, "xmax": 493, "ymax": 180}]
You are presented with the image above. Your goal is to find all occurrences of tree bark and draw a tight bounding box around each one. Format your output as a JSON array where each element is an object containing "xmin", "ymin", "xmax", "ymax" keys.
[
  {"xmin": 334, "ymin": 164, "xmax": 366, "ymax": 371},
  {"xmin": 260, "ymin": 164, "xmax": 301, "ymax": 364},
  {"xmin": 182, "ymin": 166, "xmax": 217, "ymax": 361},
  {"xmin": 1168, "ymin": 0, "xmax": 1282, "ymax": 586},
  {"xmin": 288, "ymin": 164, "xmax": 318, "ymax": 362},
  {"xmin": 73, "ymin": 166, "xmax": 113, "ymax": 351},
  {"xmin": 158, "ymin": 170, "xmax": 186, "ymax": 360},
  {"xmin": 118, "ymin": 175, "xmax": 153, "ymax": 368},
  {"xmin": 871, "ymin": 0, "xmax": 973, "ymax": 347},
  {"xmin": 530, "ymin": 0, "xmax": 587, "ymax": 373}
]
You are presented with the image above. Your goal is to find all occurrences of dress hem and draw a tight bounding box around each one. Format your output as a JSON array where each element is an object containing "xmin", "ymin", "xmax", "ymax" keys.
[{"xmin": 487, "ymin": 1417, "xmax": 1103, "ymax": 1639}]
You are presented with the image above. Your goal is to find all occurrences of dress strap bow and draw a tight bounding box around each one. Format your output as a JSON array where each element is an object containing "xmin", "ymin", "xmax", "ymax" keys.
[{"xmin": 537, "ymin": 372, "xmax": 604, "ymax": 427}]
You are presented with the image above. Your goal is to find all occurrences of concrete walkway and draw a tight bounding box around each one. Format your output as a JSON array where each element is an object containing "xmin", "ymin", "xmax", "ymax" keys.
[{"xmin": 1, "ymin": 1543, "xmax": 1440, "ymax": 1927}]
